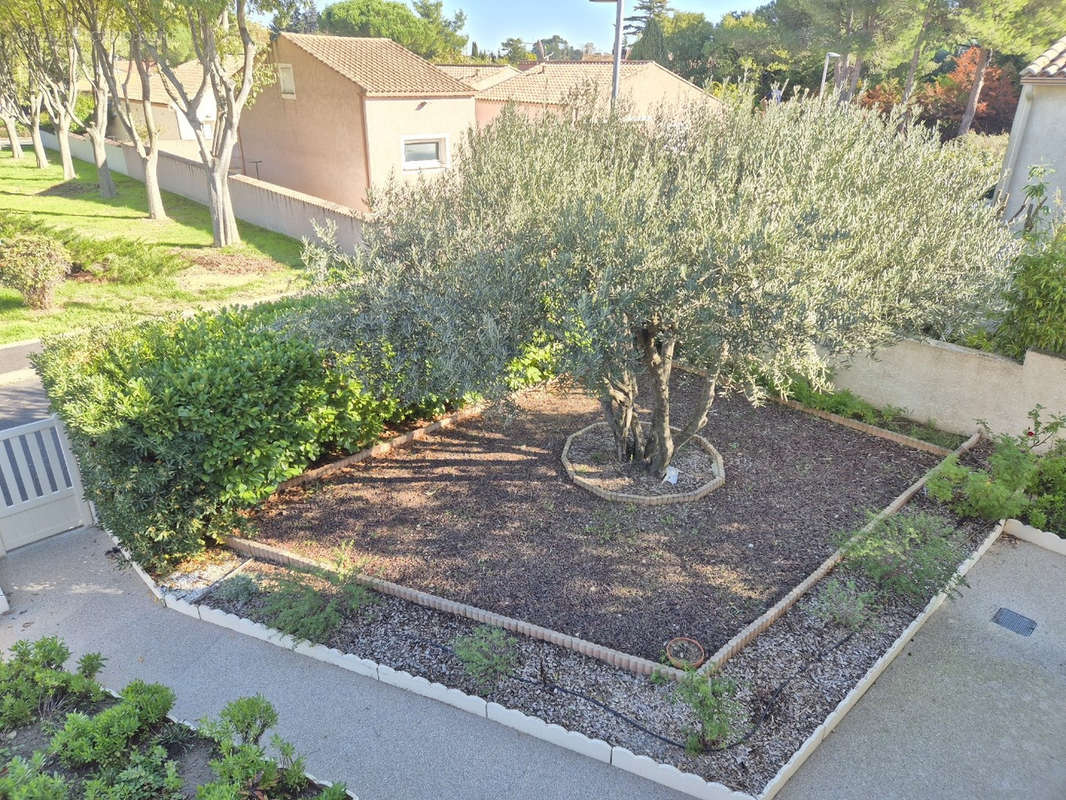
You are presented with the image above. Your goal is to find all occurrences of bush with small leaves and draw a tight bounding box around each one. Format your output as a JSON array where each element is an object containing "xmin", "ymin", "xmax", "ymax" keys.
[
  {"xmin": 451, "ymin": 626, "xmax": 518, "ymax": 692},
  {"xmin": 0, "ymin": 752, "xmax": 70, "ymax": 800},
  {"xmin": 0, "ymin": 233, "xmax": 72, "ymax": 309},
  {"xmin": 837, "ymin": 512, "xmax": 968, "ymax": 606},
  {"xmin": 82, "ymin": 745, "xmax": 183, "ymax": 800},
  {"xmin": 201, "ymin": 694, "xmax": 277, "ymax": 748},
  {"xmin": 807, "ymin": 576, "xmax": 875, "ymax": 630},
  {"xmin": 262, "ymin": 571, "xmax": 374, "ymax": 644},
  {"xmin": 212, "ymin": 574, "xmax": 260, "ymax": 607},
  {"xmin": 674, "ymin": 671, "xmax": 737, "ymax": 754}
]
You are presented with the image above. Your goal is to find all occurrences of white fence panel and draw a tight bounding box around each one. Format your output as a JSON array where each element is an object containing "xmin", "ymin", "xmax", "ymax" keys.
[{"xmin": 0, "ymin": 416, "xmax": 92, "ymax": 553}]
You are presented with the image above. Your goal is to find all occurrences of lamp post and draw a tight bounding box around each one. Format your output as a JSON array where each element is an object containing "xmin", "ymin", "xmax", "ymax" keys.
[
  {"xmin": 590, "ymin": 0, "xmax": 624, "ymax": 106},
  {"xmin": 820, "ymin": 51, "xmax": 841, "ymax": 97}
]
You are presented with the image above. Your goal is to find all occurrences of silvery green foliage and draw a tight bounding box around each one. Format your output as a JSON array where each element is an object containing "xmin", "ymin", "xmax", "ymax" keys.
[{"xmin": 305, "ymin": 97, "xmax": 1017, "ymax": 475}]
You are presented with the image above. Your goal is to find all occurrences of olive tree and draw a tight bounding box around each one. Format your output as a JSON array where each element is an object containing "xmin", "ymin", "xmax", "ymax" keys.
[{"xmin": 314, "ymin": 98, "xmax": 1017, "ymax": 478}]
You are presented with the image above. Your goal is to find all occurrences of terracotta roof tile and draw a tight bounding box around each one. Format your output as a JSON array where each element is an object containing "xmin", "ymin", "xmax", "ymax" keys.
[
  {"xmin": 477, "ymin": 61, "xmax": 654, "ymax": 105},
  {"xmin": 78, "ymin": 59, "xmax": 212, "ymax": 103},
  {"xmin": 1022, "ymin": 34, "xmax": 1066, "ymax": 79},
  {"xmin": 436, "ymin": 63, "xmax": 520, "ymax": 90},
  {"xmin": 282, "ymin": 33, "xmax": 473, "ymax": 96}
]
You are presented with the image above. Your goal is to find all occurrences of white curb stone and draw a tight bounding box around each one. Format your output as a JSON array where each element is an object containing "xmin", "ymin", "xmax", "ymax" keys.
[
  {"xmin": 611, "ymin": 747, "xmax": 754, "ymax": 799},
  {"xmin": 487, "ymin": 703, "xmax": 612, "ymax": 764},
  {"xmin": 163, "ymin": 596, "xmax": 201, "ymax": 620},
  {"xmin": 1004, "ymin": 518, "xmax": 1066, "ymax": 556}
]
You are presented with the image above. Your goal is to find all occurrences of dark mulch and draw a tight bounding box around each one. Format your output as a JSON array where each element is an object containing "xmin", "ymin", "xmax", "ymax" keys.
[{"xmin": 253, "ymin": 371, "xmax": 943, "ymax": 661}]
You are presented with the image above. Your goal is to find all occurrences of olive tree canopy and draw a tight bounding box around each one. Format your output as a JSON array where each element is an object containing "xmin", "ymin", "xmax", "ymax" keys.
[{"xmin": 311, "ymin": 97, "xmax": 1017, "ymax": 477}]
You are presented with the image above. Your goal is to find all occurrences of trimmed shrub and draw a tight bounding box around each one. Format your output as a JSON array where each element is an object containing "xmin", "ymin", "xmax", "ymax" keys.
[
  {"xmin": 0, "ymin": 637, "xmax": 104, "ymax": 731},
  {"xmin": 0, "ymin": 233, "xmax": 72, "ymax": 309},
  {"xmin": 991, "ymin": 227, "xmax": 1066, "ymax": 360},
  {"xmin": 34, "ymin": 306, "xmax": 400, "ymax": 571}
]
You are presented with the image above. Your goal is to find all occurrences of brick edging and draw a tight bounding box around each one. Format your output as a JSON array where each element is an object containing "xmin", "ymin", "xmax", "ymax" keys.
[
  {"xmin": 221, "ymin": 534, "xmax": 686, "ymax": 681},
  {"xmin": 757, "ymin": 520, "xmax": 1004, "ymax": 799},
  {"xmin": 560, "ymin": 421, "xmax": 726, "ymax": 506},
  {"xmin": 697, "ymin": 430, "xmax": 983, "ymax": 675}
]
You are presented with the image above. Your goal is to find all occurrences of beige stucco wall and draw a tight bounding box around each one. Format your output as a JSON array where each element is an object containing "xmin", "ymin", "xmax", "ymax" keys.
[
  {"xmin": 998, "ymin": 81, "xmax": 1066, "ymax": 221},
  {"xmin": 361, "ymin": 96, "xmax": 476, "ymax": 191},
  {"xmin": 833, "ymin": 338, "xmax": 1066, "ymax": 443},
  {"xmin": 104, "ymin": 100, "xmax": 183, "ymax": 142},
  {"xmin": 238, "ymin": 37, "xmax": 370, "ymax": 212}
]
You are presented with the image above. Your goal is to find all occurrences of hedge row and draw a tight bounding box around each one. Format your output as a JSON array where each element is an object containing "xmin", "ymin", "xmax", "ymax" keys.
[{"xmin": 34, "ymin": 302, "xmax": 446, "ymax": 572}]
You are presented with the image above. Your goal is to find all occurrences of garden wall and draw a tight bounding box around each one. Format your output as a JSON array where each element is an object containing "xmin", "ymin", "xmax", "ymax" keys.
[
  {"xmin": 834, "ymin": 338, "xmax": 1066, "ymax": 440},
  {"xmin": 40, "ymin": 132, "xmax": 364, "ymax": 251}
]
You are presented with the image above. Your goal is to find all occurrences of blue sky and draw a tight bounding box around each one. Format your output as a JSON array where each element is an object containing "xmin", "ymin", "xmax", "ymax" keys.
[{"xmin": 309, "ymin": 1, "xmax": 759, "ymax": 55}]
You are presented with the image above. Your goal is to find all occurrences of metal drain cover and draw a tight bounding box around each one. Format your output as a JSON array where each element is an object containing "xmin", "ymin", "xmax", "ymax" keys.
[{"xmin": 992, "ymin": 607, "xmax": 1037, "ymax": 637}]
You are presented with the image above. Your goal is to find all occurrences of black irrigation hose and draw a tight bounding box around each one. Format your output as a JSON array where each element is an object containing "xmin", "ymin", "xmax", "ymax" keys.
[{"xmin": 396, "ymin": 626, "xmax": 858, "ymax": 753}]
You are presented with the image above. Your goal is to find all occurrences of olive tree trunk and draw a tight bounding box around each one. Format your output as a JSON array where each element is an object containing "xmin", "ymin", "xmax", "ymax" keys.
[
  {"xmin": 3, "ymin": 116, "xmax": 21, "ymax": 159},
  {"xmin": 85, "ymin": 73, "xmax": 115, "ymax": 198},
  {"xmin": 601, "ymin": 325, "xmax": 720, "ymax": 478},
  {"xmin": 143, "ymin": 147, "xmax": 167, "ymax": 221},
  {"xmin": 205, "ymin": 147, "xmax": 240, "ymax": 247},
  {"xmin": 56, "ymin": 114, "xmax": 75, "ymax": 180}
]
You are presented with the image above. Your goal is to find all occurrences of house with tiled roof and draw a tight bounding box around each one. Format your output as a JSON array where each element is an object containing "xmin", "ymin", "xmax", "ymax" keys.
[
  {"xmin": 471, "ymin": 60, "xmax": 719, "ymax": 127},
  {"xmin": 997, "ymin": 34, "xmax": 1066, "ymax": 221},
  {"xmin": 237, "ymin": 33, "xmax": 476, "ymax": 212}
]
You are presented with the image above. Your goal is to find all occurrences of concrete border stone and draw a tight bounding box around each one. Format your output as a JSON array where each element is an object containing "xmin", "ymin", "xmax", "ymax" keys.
[
  {"xmin": 487, "ymin": 702, "xmax": 613, "ymax": 764},
  {"xmin": 611, "ymin": 747, "xmax": 755, "ymax": 799},
  {"xmin": 1003, "ymin": 518, "xmax": 1066, "ymax": 556}
]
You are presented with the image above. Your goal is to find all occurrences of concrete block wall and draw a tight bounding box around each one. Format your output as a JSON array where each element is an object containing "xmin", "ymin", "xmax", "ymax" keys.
[{"xmin": 40, "ymin": 131, "xmax": 363, "ymax": 250}]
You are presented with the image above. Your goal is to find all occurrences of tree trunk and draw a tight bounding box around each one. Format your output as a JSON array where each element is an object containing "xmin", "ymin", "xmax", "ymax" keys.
[
  {"xmin": 56, "ymin": 115, "xmax": 75, "ymax": 180},
  {"xmin": 29, "ymin": 100, "xmax": 48, "ymax": 168},
  {"xmin": 143, "ymin": 148, "xmax": 167, "ymax": 221},
  {"xmin": 3, "ymin": 117, "xmax": 22, "ymax": 159},
  {"xmin": 206, "ymin": 157, "xmax": 241, "ymax": 247},
  {"xmin": 957, "ymin": 47, "xmax": 990, "ymax": 138},
  {"xmin": 846, "ymin": 53, "xmax": 863, "ymax": 102},
  {"xmin": 87, "ymin": 86, "xmax": 116, "ymax": 198}
]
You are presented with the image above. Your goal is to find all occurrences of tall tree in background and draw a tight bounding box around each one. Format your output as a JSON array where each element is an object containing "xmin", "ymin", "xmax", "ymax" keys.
[
  {"xmin": 271, "ymin": 0, "xmax": 319, "ymax": 33},
  {"xmin": 500, "ymin": 36, "xmax": 534, "ymax": 64},
  {"xmin": 895, "ymin": 0, "xmax": 954, "ymax": 104},
  {"xmin": 624, "ymin": 0, "xmax": 670, "ymax": 38},
  {"xmin": 5, "ymin": 0, "xmax": 81, "ymax": 179},
  {"xmin": 320, "ymin": 0, "xmax": 467, "ymax": 59},
  {"xmin": 955, "ymin": 0, "xmax": 1060, "ymax": 136},
  {"xmin": 630, "ymin": 16, "xmax": 668, "ymax": 64}
]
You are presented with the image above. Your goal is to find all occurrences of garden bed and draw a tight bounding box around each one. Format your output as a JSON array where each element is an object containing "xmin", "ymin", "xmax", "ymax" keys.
[
  {"xmin": 200, "ymin": 500, "xmax": 995, "ymax": 796},
  {"xmin": 252, "ymin": 371, "xmax": 943, "ymax": 662}
]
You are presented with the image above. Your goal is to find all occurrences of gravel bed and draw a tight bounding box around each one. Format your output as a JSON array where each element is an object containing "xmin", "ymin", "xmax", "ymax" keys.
[
  {"xmin": 156, "ymin": 548, "xmax": 247, "ymax": 601},
  {"xmin": 201, "ymin": 501, "xmax": 995, "ymax": 796}
]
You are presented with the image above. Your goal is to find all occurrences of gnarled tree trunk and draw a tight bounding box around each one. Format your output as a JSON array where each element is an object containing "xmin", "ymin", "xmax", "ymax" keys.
[
  {"xmin": 600, "ymin": 324, "xmax": 720, "ymax": 478},
  {"xmin": 206, "ymin": 149, "xmax": 240, "ymax": 247},
  {"xmin": 143, "ymin": 147, "xmax": 166, "ymax": 221},
  {"xmin": 56, "ymin": 113, "xmax": 75, "ymax": 179},
  {"xmin": 958, "ymin": 47, "xmax": 991, "ymax": 138},
  {"xmin": 86, "ymin": 81, "xmax": 115, "ymax": 198},
  {"xmin": 28, "ymin": 95, "xmax": 48, "ymax": 168}
]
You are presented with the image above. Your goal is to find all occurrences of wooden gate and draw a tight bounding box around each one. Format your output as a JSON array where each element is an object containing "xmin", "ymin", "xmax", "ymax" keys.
[{"xmin": 0, "ymin": 416, "xmax": 93, "ymax": 553}]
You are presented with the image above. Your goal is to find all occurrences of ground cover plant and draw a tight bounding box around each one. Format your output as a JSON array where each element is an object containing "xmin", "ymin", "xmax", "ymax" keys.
[
  {"xmin": 252, "ymin": 371, "xmax": 943, "ymax": 660},
  {"xmin": 928, "ymin": 407, "xmax": 1066, "ymax": 536},
  {"xmin": 0, "ymin": 638, "xmax": 350, "ymax": 799},
  {"xmin": 0, "ymin": 152, "xmax": 303, "ymax": 343},
  {"xmin": 307, "ymin": 96, "xmax": 1016, "ymax": 481}
]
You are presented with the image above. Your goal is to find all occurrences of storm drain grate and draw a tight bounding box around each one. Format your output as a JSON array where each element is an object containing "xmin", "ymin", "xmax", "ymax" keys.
[{"xmin": 992, "ymin": 607, "xmax": 1037, "ymax": 637}]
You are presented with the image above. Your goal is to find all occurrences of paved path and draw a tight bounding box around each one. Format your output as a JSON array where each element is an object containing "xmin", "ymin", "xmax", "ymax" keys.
[
  {"xmin": 0, "ymin": 526, "xmax": 688, "ymax": 800},
  {"xmin": 0, "ymin": 340, "xmax": 49, "ymax": 428},
  {"xmin": 778, "ymin": 537, "xmax": 1066, "ymax": 800}
]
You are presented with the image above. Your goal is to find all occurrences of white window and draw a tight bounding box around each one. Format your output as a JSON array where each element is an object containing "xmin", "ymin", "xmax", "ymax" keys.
[
  {"xmin": 402, "ymin": 136, "xmax": 447, "ymax": 170},
  {"xmin": 277, "ymin": 64, "xmax": 295, "ymax": 98}
]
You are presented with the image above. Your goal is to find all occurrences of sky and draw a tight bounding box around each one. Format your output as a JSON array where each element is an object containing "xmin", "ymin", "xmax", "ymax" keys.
[{"xmin": 309, "ymin": 1, "xmax": 761, "ymax": 55}]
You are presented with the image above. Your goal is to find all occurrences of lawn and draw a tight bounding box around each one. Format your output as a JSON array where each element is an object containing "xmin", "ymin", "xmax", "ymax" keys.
[{"xmin": 0, "ymin": 150, "xmax": 306, "ymax": 344}]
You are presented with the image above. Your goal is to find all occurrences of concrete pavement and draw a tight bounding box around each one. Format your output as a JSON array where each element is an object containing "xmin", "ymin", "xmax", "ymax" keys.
[
  {"xmin": 0, "ymin": 526, "xmax": 689, "ymax": 800},
  {"xmin": 778, "ymin": 537, "xmax": 1066, "ymax": 800},
  {"xmin": 0, "ymin": 339, "xmax": 49, "ymax": 428}
]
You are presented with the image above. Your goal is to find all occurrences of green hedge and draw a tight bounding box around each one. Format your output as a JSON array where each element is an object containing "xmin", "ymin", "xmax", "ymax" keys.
[{"xmin": 34, "ymin": 305, "xmax": 409, "ymax": 571}]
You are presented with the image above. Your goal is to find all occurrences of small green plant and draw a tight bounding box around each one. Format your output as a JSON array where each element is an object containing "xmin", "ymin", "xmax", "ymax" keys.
[
  {"xmin": 837, "ymin": 512, "xmax": 968, "ymax": 605},
  {"xmin": 50, "ymin": 680, "xmax": 175, "ymax": 767},
  {"xmin": 261, "ymin": 571, "xmax": 374, "ymax": 644},
  {"xmin": 213, "ymin": 574, "xmax": 261, "ymax": 607},
  {"xmin": 0, "ymin": 233, "xmax": 72, "ymax": 309},
  {"xmin": 927, "ymin": 407, "xmax": 1066, "ymax": 535},
  {"xmin": 0, "ymin": 637, "xmax": 104, "ymax": 731},
  {"xmin": 82, "ymin": 745, "xmax": 183, "ymax": 800},
  {"xmin": 0, "ymin": 752, "xmax": 70, "ymax": 800},
  {"xmin": 807, "ymin": 576, "xmax": 875, "ymax": 630},
  {"xmin": 201, "ymin": 694, "xmax": 277, "ymax": 748},
  {"xmin": 451, "ymin": 626, "xmax": 518, "ymax": 691},
  {"xmin": 674, "ymin": 671, "xmax": 737, "ymax": 754},
  {"xmin": 648, "ymin": 670, "xmax": 671, "ymax": 687}
]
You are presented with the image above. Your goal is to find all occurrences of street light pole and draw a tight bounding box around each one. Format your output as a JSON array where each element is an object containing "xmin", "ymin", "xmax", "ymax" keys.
[
  {"xmin": 590, "ymin": 0, "xmax": 624, "ymax": 106},
  {"xmin": 820, "ymin": 51, "xmax": 841, "ymax": 97}
]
